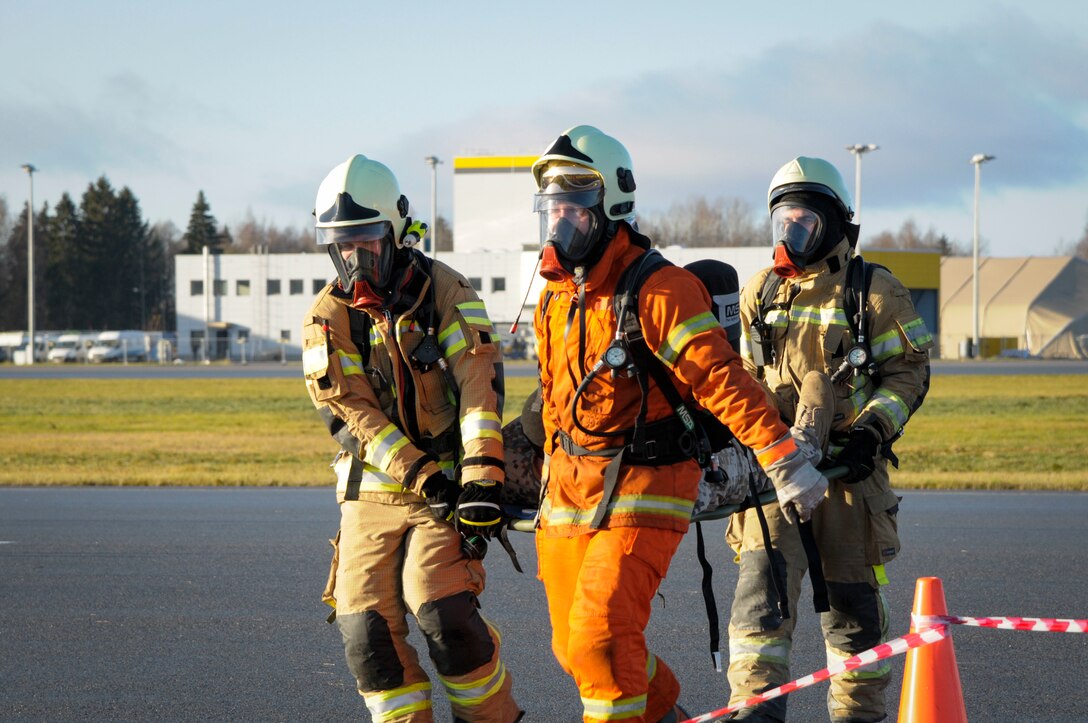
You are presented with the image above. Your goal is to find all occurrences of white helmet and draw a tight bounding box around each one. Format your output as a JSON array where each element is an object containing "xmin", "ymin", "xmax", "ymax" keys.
[
  {"xmin": 314, "ymin": 155, "xmax": 424, "ymax": 302},
  {"xmin": 531, "ymin": 126, "xmax": 635, "ymax": 270}
]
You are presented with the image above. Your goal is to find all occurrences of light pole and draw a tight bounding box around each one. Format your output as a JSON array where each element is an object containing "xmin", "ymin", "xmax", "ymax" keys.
[
  {"xmin": 424, "ymin": 156, "xmax": 443, "ymax": 258},
  {"xmin": 970, "ymin": 153, "xmax": 995, "ymax": 359},
  {"xmin": 844, "ymin": 144, "xmax": 879, "ymax": 232},
  {"xmin": 21, "ymin": 163, "xmax": 37, "ymax": 365}
]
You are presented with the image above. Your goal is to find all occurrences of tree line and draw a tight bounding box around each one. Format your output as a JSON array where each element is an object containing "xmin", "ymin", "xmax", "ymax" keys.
[{"xmin": 6, "ymin": 178, "xmax": 1075, "ymax": 334}]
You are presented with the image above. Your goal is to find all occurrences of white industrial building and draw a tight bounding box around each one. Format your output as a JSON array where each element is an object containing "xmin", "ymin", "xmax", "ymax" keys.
[{"xmin": 173, "ymin": 154, "xmax": 935, "ymax": 362}]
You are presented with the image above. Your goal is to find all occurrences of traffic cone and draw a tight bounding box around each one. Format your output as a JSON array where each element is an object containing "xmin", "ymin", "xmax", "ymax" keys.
[{"xmin": 898, "ymin": 577, "xmax": 968, "ymax": 722}]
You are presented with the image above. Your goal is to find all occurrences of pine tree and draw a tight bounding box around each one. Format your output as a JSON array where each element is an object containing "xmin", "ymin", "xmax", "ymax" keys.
[
  {"xmin": 43, "ymin": 194, "xmax": 80, "ymax": 329},
  {"xmin": 183, "ymin": 191, "xmax": 229, "ymax": 253}
]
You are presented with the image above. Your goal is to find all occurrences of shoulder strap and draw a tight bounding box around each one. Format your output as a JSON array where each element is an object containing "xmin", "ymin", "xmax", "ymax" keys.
[{"xmin": 346, "ymin": 306, "xmax": 372, "ymax": 367}]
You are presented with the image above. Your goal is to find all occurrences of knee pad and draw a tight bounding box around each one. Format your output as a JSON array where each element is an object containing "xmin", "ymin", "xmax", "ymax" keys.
[
  {"xmin": 823, "ymin": 581, "xmax": 884, "ymax": 652},
  {"xmin": 338, "ymin": 609, "xmax": 405, "ymax": 692},
  {"xmin": 731, "ymin": 548, "xmax": 789, "ymax": 631},
  {"xmin": 416, "ymin": 590, "xmax": 495, "ymax": 676}
]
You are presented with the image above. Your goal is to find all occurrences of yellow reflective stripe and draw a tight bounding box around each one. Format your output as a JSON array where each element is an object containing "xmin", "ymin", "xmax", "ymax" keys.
[
  {"xmin": 336, "ymin": 349, "xmax": 365, "ymax": 376},
  {"xmin": 364, "ymin": 681, "xmax": 432, "ymax": 720},
  {"xmin": 456, "ymin": 301, "xmax": 493, "ymax": 330},
  {"xmin": 874, "ymin": 563, "xmax": 890, "ymax": 586},
  {"xmin": 581, "ymin": 693, "xmax": 647, "ymax": 720},
  {"xmin": 863, "ymin": 389, "xmax": 910, "ymax": 428},
  {"xmin": 790, "ymin": 305, "xmax": 849, "ymax": 327},
  {"xmin": 365, "ymin": 423, "xmax": 410, "ymax": 471},
  {"xmin": 369, "ymin": 327, "xmax": 383, "ymax": 346},
  {"xmin": 902, "ymin": 317, "xmax": 933, "ymax": 348},
  {"xmin": 729, "ymin": 636, "xmax": 791, "ymax": 665},
  {"xmin": 439, "ymin": 322, "xmax": 467, "ymax": 357},
  {"xmin": 461, "ymin": 410, "xmax": 502, "ymax": 442},
  {"xmin": 544, "ymin": 495, "xmax": 695, "ymax": 526},
  {"xmin": 656, "ymin": 311, "xmax": 719, "ymax": 366},
  {"xmin": 870, "ymin": 329, "xmax": 904, "ymax": 362},
  {"xmin": 441, "ymin": 662, "xmax": 507, "ymax": 705},
  {"xmin": 764, "ymin": 309, "xmax": 789, "ymax": 328},
  {"xmin": 739, "ymin": 329, "xmax": 753, "ymax": 362},
  {"xmin": 646, "ymin": 653, "xmax": 657, "ymax": 681}
]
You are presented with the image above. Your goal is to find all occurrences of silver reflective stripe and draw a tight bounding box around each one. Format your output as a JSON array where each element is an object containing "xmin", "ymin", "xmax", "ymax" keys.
[
  {"xmin": 365, "ymin": 423, "xmax": 409, "ymax": 471},
  {"xmin": 826, "ymin": 644, "xmax": 891, "ymax": 679},
  {"xmin": 862, "ymin": 389, "xmax": 910, "ymax": 429},
  {"xmin": 729, "ymin": 636, "xmax": 791, "ymax": 665},
  {"xmin": 461, "ymin": 411, "xmax": 502, "ymax": 442},
  {"xmin": 869, "ymin": 328, "xmax": 904, "ymax": 362},
  {"xmin": 544, "ymin": 494, "xmax": 694, "ymax": 526},
  {"xmin": 902, "ymin": 317, "xmax": 933, "ymax": 349},
  {"xmin": 441, "ymin": 661, "xmax": 507, "ymax": 705},
  {"xmin": 581, "ymin": 693, "xmax": 647, "ymax": 720},
  {"xmin": 790, "ymin": 305, "xmax": 849, "ymax": 327},
  {"xmin": 364, "ymin": 682, "xmax": 432, "ymax": 720}
]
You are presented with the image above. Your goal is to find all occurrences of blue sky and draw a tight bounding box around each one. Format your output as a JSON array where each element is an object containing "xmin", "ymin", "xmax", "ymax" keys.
[{"xmin": 2, "ymin": 1, "xmax": 1087, "ymax": 257}]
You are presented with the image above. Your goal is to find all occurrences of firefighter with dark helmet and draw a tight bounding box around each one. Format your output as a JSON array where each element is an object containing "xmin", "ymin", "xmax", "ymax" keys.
[
  {"xmin": 303, "ymin": 154, "xmax": 522, "ymax": 722},
  {"xmin": 729, "ymin": 156, "xmax": 933, "ymax": 722},
  {"xmin": 531, "ymin": 126, "xmax": 829, "ymax": 723}
]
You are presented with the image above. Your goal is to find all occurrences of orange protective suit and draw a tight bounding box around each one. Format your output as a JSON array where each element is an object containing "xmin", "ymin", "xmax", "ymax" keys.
[{"xmin": 534, "ymin": 226, "xmax": 795, "ymax": 722}]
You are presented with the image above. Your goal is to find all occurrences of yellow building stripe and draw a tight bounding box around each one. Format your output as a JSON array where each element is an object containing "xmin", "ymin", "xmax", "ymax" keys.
[{"xmin": 454, "ymin": 156, "xmax": 537, "ymax": 171}]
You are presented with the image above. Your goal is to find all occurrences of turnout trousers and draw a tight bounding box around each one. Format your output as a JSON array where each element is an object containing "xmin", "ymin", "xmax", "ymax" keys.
[
  {"xmin": 329, "ymin": 498, "xmax": 520, "ymax": 723},
  {"xmin": 536, "ymin": 526, "xmax": 684, "ymax": 723},
  {"xmin": 725, "ymin": 476, "xmax": 898, "ymax": 722}
]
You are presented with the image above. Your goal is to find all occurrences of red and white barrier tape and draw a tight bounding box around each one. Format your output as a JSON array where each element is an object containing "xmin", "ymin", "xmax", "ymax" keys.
[
  {"xmin": 913, "ymin": 614, "xmax": 1088, "ymax": 633},
  {"xmin": 680, "ymin": 626, "xmax": 948, "ymax": 723},
  {"xmin": 682, "ymin": 611, "xmax": 1088, "ymax": 723}
]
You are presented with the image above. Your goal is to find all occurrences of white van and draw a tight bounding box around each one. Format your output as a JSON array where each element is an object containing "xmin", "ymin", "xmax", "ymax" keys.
[
  {"xmin": 48, "ymin": 333, "xmax": 90, "ymax": 363},
  {"xmin": 87, "ymin": 331, "xmax": 150, "ymax": 363}
]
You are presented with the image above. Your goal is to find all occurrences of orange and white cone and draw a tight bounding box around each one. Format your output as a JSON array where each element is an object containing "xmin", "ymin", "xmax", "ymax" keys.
[{"xmin": 898, "ymin": 577, "xmax": 968, "ymax": 722}]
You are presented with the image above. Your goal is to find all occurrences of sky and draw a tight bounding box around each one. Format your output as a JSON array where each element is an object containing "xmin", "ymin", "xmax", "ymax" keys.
[{"xmin": 2, "ymin": 1, "xmax": 1087, "ymax": 257}]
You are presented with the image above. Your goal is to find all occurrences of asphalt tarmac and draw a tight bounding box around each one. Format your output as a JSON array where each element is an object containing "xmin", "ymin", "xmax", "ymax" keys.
[{"xmin": 1, "ymin": 489, "xmax": 1085, "ymax": 722}]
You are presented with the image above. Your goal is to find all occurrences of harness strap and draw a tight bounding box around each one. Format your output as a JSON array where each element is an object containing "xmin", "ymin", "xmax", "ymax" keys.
[
  {"xmin": 694, "ymin": 521, "xmax": 722, "ymax": 671},
  {"xmin": 799, "ymin": 521, "xmax": 830, "ymax": 613},
  {"xmin": 751, "ymin": 478, "xmax": 789, "ymax": 622}
]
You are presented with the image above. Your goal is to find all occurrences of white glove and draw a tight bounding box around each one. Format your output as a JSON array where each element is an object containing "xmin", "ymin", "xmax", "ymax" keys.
[
  {"xmin": 789, "ymin": 424, "xmax": 825, "ymax": 466},
  {"xmin": 763, "ymin": 448, "xmax": 828, "ymax": 524}
]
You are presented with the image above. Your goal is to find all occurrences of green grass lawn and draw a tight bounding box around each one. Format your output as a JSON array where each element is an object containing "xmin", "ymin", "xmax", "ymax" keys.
[{"xmin": 1, "ymin": 375, "xmax": 1084, "ymax": 489}]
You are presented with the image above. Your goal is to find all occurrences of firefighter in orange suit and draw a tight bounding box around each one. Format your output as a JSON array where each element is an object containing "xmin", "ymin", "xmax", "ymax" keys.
[
  {"xmin": 530, "ymin": 126, "xmax": 830, "ymax": 723},
  {"xmin": 303, "ymin": 154, "xmax": 522, "ymax": 723}
]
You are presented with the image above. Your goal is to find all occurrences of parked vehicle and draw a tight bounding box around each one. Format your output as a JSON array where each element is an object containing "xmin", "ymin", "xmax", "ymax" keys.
[
  {"xmin": 48, "ymin": 333, "xmax": 90, "ymax": 363},
  {"xmin": 87, "ymin": 331, "xmax": 153, "ymax": 363}
]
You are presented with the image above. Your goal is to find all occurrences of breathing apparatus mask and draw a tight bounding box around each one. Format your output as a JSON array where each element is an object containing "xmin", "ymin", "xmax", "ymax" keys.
[
  {"xmin": 533, "ymin": 166, "xmax": 610, "ymax": 281},
  {"xmin": 770, "ymin": 192, "xmax": 844, "ymax": 279},
  {"xmin": 321, "ymin": 221, "xmax": 399, "ymax": 308}
]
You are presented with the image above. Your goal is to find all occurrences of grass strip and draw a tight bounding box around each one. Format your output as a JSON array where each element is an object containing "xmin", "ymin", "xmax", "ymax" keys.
[{"xmin": 1, "ymin": 375, "xmax": 1084, "ymax": 490}]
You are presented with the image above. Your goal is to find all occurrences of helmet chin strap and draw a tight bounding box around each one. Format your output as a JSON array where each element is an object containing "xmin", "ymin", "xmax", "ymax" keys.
[{"xmin": 772, "ymin": 243, "xmax": 805, "ymax": 279}]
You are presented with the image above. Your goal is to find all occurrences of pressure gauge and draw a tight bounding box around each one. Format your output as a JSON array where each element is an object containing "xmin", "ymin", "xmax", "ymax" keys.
[
  {"xmin": 603, "ymin": 342, "xmax": 630, "ymax": 370},
  {"xmin": 846, "ymin": 346, "xmax": 869, "ymax": 368}
]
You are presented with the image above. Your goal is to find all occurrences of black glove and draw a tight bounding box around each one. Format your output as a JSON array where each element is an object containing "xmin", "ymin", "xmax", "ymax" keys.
[
  {"xmin": 421, "ymin": 472, "xmax": 460, "ymax": 522},
  {"xmin": 836, "ymin": 426, "xmax": 880, "ymax": 484},
  {"xmin": 456, "ymin": 480, "xmax": 504, "ymax": 539}
]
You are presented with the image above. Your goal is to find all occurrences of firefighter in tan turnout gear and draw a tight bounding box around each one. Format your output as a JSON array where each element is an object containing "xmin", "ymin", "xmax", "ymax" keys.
[
  {"xmin": 728, "ymin": 157, "xmax": 933, "ymax": 722},
  {"xmin": 303, "ymin": 154, "xmax": 521, "ymax": 723}
]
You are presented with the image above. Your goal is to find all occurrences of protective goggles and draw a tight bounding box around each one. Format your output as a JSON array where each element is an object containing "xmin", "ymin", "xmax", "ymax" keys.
[{"xmin": 770, "ymin": 204, "xmax": 825, "ymax": 256}]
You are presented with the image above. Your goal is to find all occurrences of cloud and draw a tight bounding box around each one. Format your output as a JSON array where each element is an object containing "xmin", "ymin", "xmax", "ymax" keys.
[{"xmin": 387, "ymin": 10, "xmax": 1088, "ymax": 221}]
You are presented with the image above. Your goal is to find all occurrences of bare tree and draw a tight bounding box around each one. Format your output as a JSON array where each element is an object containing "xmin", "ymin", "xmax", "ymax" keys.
[
  {"xmin": 639, "ymin": 196, "xmax": 767, "ymax": 248},
  {"xmin": 865, "ymin": 219, "xmax": 967, "ymax": 256}
]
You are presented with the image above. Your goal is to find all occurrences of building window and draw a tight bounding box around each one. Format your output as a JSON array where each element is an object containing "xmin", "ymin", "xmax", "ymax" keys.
[
  {"xmin": 313, "ymin": 279, "xmax": 326, "ymax": 294},
  {"xmin": 289, "ymin": 279, "xmax": 304, "ymax": 295},
  {"xmin": 469, "ymin": 277, "xmax": 482, "ymax": 291},
  {"xmin": 213, "ymin": 280, "xmax": 227, "ymax": 296},
  {"xmin": 190, "ymin": 280, "xmax": 203, "ymax": 296},
  {"xmin": 267, "ymin": 279, "xmax": 281, "ymax": 295},
  {"xmin": 236, "ymin": 280, "xmax": 251, "ymax": 296},
  {"xmin": 491, "ymin": 277, "xmax": 506, "ymax": 292}
]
